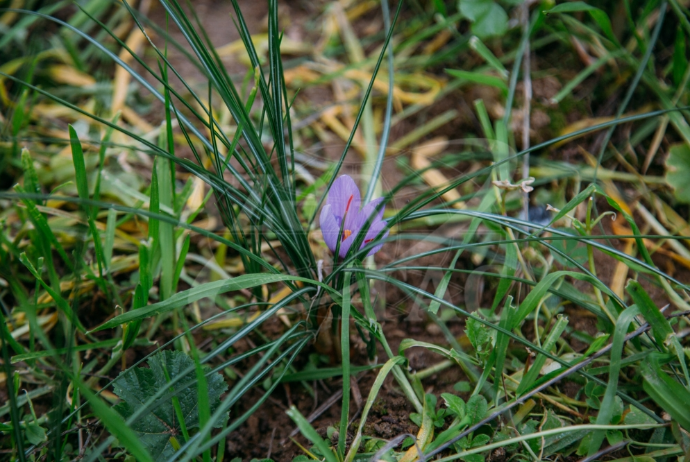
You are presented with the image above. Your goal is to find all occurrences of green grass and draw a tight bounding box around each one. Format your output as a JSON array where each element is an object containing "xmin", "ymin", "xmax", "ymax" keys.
[{"xmin": 1, "ymin": 0, "xmax": 690, "ymax": 461}]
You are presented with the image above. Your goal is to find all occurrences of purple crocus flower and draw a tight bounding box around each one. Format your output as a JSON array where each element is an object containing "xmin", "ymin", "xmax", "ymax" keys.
[{"xmin": 320, "ymin": 175, "xmax": 389, "ymax": 259}]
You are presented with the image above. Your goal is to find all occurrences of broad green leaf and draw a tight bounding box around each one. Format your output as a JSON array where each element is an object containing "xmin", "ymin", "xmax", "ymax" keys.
[
  {"xmin": 665, "ymin": 143, "xmax": 690, "ymax": 204},
  {"xmin": 454, "ymin": 381, "xmax": 471, "ymax": 393},
  {"xmin": 641, "ymin": 354, "xmax": 690, "ymax": 431},
  {"xmin": 466, "ymin": 394, "xmax": 487, "ymax": 425},
  {"xmin": 461, "ymin": 454, "xmax": 483, "ymax": 462},
  {"xmin": 465, "ymin": 317, "xmax": 493, "ymax": 363},
  {"xmin": 112, "ymin": 350, "xmax": 227, "ymax": 462},
  {"xmin": 25, "ymin": 422, "xmax": 46, "ymax": 445},
  {"xmin": 471, "ymin": 434, "xmax": 490, "ymax": 447},
  {"xmin": 459, "ymin": 0, "xmax": 493, "ymax": 21},
  {"xmin": 624, "ymin": 405, "xmax": 656, "ymax": 425},
  {"xmin": 441, "ymin": 393, "xmax": 466, "ymax": 419},
  {"xmin": 459, "ymin": 0, "xmax": 508, "ymax": 38},
  {"xmin": 471, "ymin": 2, "xmax": 508, "ymax": 38}
]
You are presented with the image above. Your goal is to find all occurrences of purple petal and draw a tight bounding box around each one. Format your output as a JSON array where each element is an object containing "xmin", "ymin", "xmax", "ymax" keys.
[
  {"xmin": 338, "ymin": 230, "xmax": 358, "ymax": 258},
  {"xmin": 319, "ymin": 204, "xmax": 338, "ymax": 253},
  {"xmin": 327, "ymin": 175, "xmax": 361, "ymax": 222},
  {"xmin": 361, "ymin": 219, "xmax": 389, "ymax": 257},
  {"xmin": 358, "ymin": 197, "xmax": 385, "ymax": 225}
]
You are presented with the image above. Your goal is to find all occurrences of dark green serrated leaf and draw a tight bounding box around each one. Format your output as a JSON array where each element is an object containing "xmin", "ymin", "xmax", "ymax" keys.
[{"xmin": 112, "ymin": 350, "xmax": 228, "ymax": 461}]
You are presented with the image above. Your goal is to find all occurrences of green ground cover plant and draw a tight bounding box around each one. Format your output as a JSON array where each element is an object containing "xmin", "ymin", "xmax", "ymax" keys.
[{"xmin": 1, "ymin": 0, "xmax": 690, "ymax": 461}]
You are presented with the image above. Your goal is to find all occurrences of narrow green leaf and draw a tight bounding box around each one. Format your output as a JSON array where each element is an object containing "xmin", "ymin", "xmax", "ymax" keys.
[
  {"xmin": 90, "ymin": 274, "xmax": 328, "ymax": 332},
  {"xmin": 338, "ymin": 270, "xmax": 352, "ymax": 456},
  {"xmin": 19, "ymin": 253, "xmax": 85, "ymax": 332},
  {"xmin": 355, "ymin": 261, "xmax": 375, "ymax": 322},
  {"xmin": 626, "ymin": 280, "xmax": 672, "ymax": 347},
  {"xmin": 122, "ymin": 283, "xmax": 147, "ymax": 351},
  {"xmin": 103, "ymin": 208, "xmax": 117, "ymax": 270},
  {"xmin": 279, "ymin": 365, "xmax": 380, "ymax": 383},
  {"xmin": 172, "ymin": 233, "xmax": 191, "ymax": 293},
  {"xmin": 12, "ymin": 338, "xmax": 122, "ymax": 363},
  {"xmin": 474, "ymin": 99, "xmax": 495, "ymax": 139},
  {"xmin": 627, "ymin": 280, "xmax": 689, "ymax": 384},
  {"xmin": 545, "ymin": 2, "xmax": 618, "ymax": 45},
  {"xmin": 149, "ymin": 162, "xmax": 160, "ymax": 243},
  {"xmin": 492, "ymin": 296, "xmax": 516, "ymax": 398},
  {"xmin": 156, "ymin": 155, "xmax": 175, "ymax": 301},
  {"xmin": 431, "ymin": 191, "xmax": 496, "ymax": 315},
  {"xmin": 287, "ymin": 406, "xmax": 338, "ymax": 462},
  {"xmin": 21, "ymin": 149, "xmax": 41, "ymax": 198},
  {"xmin": 446, "ymin": 69, "xmax": 508, "ymax": 94},
  {"xmin": 469, "ymin": 36, "xmax": 508, "ymax": 78},
  {"xmin": 517, "ymin": 315, "xmax": 569, "ymax": 395},
  {"xmin": 550, "ymin": 50, "xmax": 626, "ymax": 104},
  {"xmin": 588, "ymin": 305, "xmax": 640, "ymax": 455},
  {"xmin": 94, "ymin": 112, "xmax": 120, "ymax": 202},
  {"xmin": 673, "ymin": 27, "xmax": 688, "ymax": 87},
  {"xmin": 68, "ymin": 125, "xmax": 89, "ymax": 208}
]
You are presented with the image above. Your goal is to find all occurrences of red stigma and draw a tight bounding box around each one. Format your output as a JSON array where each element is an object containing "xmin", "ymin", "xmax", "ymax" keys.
[{"xmin": 345, "ymin": 195, "xmax": 353, "ymax": 212}]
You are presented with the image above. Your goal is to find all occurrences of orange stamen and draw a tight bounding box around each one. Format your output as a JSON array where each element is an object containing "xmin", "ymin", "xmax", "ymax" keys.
[{"xmin": 342, "ymin": 229, "xmax": 352, "ymax": 241}]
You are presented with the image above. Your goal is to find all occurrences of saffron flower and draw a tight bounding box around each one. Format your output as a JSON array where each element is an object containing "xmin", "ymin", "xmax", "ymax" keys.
[{"xmin": 320, "ymin": 175, "xmax": 389, "ymax": 258}]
